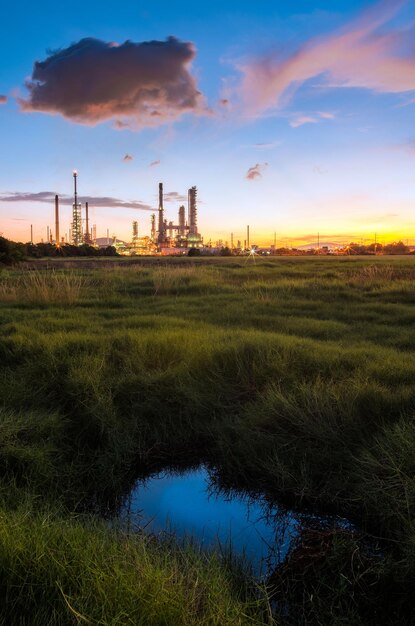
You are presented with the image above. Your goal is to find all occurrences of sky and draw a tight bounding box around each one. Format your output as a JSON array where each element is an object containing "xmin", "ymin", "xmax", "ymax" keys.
[{"xmin": 1, "ymin": 0, "xmax": 415, "ymax": 247}]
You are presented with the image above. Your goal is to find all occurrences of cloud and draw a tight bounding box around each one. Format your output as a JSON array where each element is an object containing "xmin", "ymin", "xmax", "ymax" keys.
[
  {"xmin": 149, "ymin": 159, "xmax": 160, "ymax": 167},
  {"xmin": 238, "ymin": 0, "xmax": 415, "ymax": 114},
  {"xmin": 290, "ymin": 110, "xmax": 335, "ymax": 127},
  {"xmin": 253, "ymin": 141, "xmax": 281, "ymax": 149},
  {"xmin": 0, "ymin": 95, "xmax": 7, "ymax": 104},
  {"xmin": 163, "ymin": 191, "xmax": 187, "ymax": 202},
  {"xmin": 318, "ymin": 111, "xmax": 335, "ymax": 119},
  {"xmin": 392, "ymin": 138, "xmax": 415, "ymax": 156},
  {"xmin": 245, "ymin": 162, "xmax": 268, "ymax": 180},
  {"xmin": 0, "ymin": 191, "xmax": 153, "ymax": 211},
  {"xmin": 19, "ymin": 36, "xmax": 206, "ymax": 128},
  {"xmin": 290, "ymin": 115, "xmax": 318, "ymax": 128},
  {"xmin": 123, "ymin": 154, "xmax": 133, "ymax": 161}
]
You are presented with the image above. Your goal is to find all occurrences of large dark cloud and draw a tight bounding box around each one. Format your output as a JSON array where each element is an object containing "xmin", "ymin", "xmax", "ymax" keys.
[
  {"xmin": 19, "ymin": 36, "xmax": 205, "ymax": 128},
  {"xmin": 0, "ymin": 191, "xmax": 153, "ymax": 211}
]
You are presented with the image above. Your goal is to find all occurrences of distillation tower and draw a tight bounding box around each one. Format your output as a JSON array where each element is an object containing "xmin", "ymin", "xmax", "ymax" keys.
[
  {"xmin": 154, "ymin": 182, "xmax": 202, "ymax": 250},
  {"xmin": 71, "ymin": 170, "xmax": 83, "ymax": 245}
]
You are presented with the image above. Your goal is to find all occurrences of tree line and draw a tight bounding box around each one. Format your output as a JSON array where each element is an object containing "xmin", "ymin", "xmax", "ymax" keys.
[{"xmin": 0, "ymin": 237, "xmax": 118, "ymax": 265}]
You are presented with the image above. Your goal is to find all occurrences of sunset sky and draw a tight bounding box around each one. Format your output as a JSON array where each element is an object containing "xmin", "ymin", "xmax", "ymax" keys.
[{"xmin": 1, "ymin": 0, "xmax": 415, "ymax": 246}]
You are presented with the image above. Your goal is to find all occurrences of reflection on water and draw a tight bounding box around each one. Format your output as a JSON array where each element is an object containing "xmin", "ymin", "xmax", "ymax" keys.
[{"xmin": 121, "ymin": 466, "xmax": 298, "ymax": 574}]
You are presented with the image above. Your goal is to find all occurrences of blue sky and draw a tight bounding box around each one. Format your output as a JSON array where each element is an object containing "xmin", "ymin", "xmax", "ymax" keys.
[{"xmin": 1, "ymin": 0, "xmax": 415, "ymax": 246}]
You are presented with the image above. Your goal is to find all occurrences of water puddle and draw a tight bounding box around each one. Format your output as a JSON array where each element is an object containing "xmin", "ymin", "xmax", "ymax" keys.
[{"xmin": 120, "ymin": 466, "xmax": 299, "ymax": 574}]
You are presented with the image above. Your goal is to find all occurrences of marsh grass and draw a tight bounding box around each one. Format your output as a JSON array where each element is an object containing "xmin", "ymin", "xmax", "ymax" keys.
[
  {"xmin": 1, "ymin": 256, "xmax": 415, "ymax": 623},
  {"xmin": 0, "ymin": 504, "xmax": 271, "ymax": 625},
  {"xmin": 0, "ymin": 269, "xmax": 87, "ymax": 305}
]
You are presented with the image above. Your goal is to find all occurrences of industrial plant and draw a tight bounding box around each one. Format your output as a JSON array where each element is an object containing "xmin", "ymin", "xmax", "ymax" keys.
[{"xmin": 47, "ymin": 171, "xmax": 204, "ymax": 255}]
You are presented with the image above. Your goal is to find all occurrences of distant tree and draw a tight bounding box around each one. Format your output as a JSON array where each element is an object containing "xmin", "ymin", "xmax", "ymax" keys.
[
  {"xmin": 78, "ymin": 244, "xmax": 98, "ymax": 257},
  {"xmin": 26, "ymin": 243, "xmax": 42, "ymax": 258},
  {"xmin": 383, "ymin": 241, "xmax": 409, "ymax": 255},
  {"xmin": 102, "ymin": 245, "xmax": 118, "ymax": 257},
  {"xmin": 220, "ymin": 246, "xmax": 232, "ymax": 256},
  {"xmin": 0, "ymin": 237, "xmax": 26, "ymax": 265},
  {"xmin": 366, "ymin": 243, "xmax": 384, "ymax": 255},
  {"xmin": 188, "ymin": 248, "xmax": 201, "ymax": 257}
]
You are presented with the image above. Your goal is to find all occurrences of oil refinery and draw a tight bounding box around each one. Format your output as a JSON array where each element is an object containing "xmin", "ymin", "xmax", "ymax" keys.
[{"xmin": 49, "ymin": 172, "xmax": 204, "ymax": 255}]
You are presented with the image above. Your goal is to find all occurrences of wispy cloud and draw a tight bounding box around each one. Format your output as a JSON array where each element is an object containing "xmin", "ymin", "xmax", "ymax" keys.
[
  {"xmin": 0, "ymin": 191, "xmax": 153, "ymax": 211},
  {"xmin": 290, "ymin": 110, "xmax": 335, "ymax": 128},
  {"xmin": 163, "ymin": 191, "xmax": 187, "ymax": 202},
  {"xmin": 0, "ymin": 95, "xmax": 7, "ymax": 104},
  {"xmin": 237, "ymin": 0, "xmax": 414, "ymax": 114},
  {"xmin": 245, "ymin": 162, "xmax": 268, "ymax": 180},
  {"xmin": 123, "ymin": 154, "xmax": 133, "ymax": 161},
  {"xmin": 290, "ymin": 115, "xmax": 318, "ymax": 128},
  {"xmin": 318, "ymin": 111, "xmax": 335, "ymax": 120},
  {"xmin": 149, "ymin": 159, "xmax": 160, "ymax": 167},
  {"xmin": 253, "ymin": 141, "xmax": 281, "ymax": 149},
  {"xmin": 19, "ymin": 36, "xmax": 207, "ymax": 129}
]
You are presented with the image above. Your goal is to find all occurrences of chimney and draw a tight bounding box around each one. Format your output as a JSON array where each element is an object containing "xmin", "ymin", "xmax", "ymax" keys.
[{"xmin": 55, "ymin": 195, "xmax": 60, "ymax": 246}]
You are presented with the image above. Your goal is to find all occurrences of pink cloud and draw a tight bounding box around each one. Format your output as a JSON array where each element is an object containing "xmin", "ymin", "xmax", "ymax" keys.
[
  {"xmin": 19, "ymin": 37, "xmax": 207, "ymax": 129},
  {"xmin": 318, "ymin": 111, "xmax": 335, "ymax": 119},
  {"xmin": 290, "ymin": 115, "xmax": 318, "ymax": 128},
  {"xmin": 0, "ymin": 95, "xmax": 7, "ymax": 104},
  {"xmin": 245, "ymin": 162, "xmax": 268, "ymax": 180},
  {"xmin": 238, "ymin": 0, "xmax": 414, "ymax": 114},
  {"xmin": 123, "ymin": 154, "xmax": 133, "ymax": 161},
  {"xmin": 149, "ymin": 159, "xmax": 160, "ymax": 167}
]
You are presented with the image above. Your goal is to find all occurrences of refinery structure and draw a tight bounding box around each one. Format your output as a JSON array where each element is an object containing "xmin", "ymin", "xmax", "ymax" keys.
[{"xmin": 48, "ymin": 172, "xmax": 203, "ymax": 255}]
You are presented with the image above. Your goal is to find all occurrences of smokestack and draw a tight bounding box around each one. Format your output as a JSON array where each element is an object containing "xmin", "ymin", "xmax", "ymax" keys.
[
  {"xmin": 158, "ymin": 183, "xmax": 164, "ymax": 243},
  {"xmin": 85, "ymin": 202, "xmax": 89, "ymax": 244},
  {"xmin": 55, "ymin": 195, "xmax": 60, "ymax": 247},
  {"xmin": 107, "ymin": 228, "xmax": 110, "ymax": 246},
  {"xmin": 47, "ymin": 225, "xmax": 50, "ymax": 243},
  {"xmin": 72, "ymin": 170, "xmax": 82, "ymax": 245},
  {"xmin": 247, "ymin": 225, "xmax": 250, "ymax": 249},
  {"xmin": 74, "ymin": 170, "xmax": 78, "ymax": 204},
  {"xmin": 150, "ymin": 214, "xmax": 156, "ymax": 241},
  {"xmin": 178, "ymin": 205, "xmax": 185, "ymax": 236},
  {"xmin": 30, "ymin": 224, "xmax": 33, "ymax": 244}
]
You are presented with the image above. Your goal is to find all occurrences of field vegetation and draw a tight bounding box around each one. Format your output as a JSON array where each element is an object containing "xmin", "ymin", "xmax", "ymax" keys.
[{"xmin": 1, "ymin": 256, "xmax": 415, "ymax": 624}]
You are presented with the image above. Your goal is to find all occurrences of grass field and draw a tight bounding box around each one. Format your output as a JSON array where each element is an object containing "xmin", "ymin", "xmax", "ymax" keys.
[{"xmin": 1, "ymin": 256, "xmax": 415, "ymax": 624}]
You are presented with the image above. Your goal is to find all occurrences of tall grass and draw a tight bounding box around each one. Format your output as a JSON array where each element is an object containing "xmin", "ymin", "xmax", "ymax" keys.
[
  {"xmin": 0, "ymin": 504, "xmax": 271, "ymax": 625},
  {"xmin": 0, "ymin": 269, "xmax": 86, "ymax": 305},
  {"xmin": 1, "ymin": 256, "xmax": 415, "ymax": 623}
]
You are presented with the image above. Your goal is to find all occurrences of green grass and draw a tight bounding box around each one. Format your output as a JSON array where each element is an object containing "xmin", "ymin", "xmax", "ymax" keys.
[
  {"xmin": 1, "ymin": 256, "xmax": 415, "ymax": 623},
  {"xmin": 0, "ymin": 503, "xmax": 270, "ymax": 625}
]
